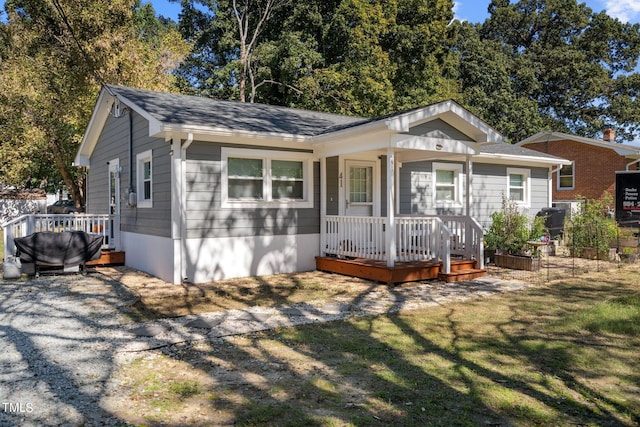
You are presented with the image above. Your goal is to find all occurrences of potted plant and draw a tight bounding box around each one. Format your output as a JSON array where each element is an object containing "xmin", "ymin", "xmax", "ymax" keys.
[{"xmin": 485, "ymin": 198, "xmax": 546, "ymax": 271}]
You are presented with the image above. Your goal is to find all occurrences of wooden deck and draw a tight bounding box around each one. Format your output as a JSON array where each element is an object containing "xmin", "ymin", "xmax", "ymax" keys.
[
  {"xmin": 86, "ymin": 250, "xmax": 126, "ymax": 267},
  {"xmin": 315, "ymin": 256, "xmax": 486, "ymax": 284}
]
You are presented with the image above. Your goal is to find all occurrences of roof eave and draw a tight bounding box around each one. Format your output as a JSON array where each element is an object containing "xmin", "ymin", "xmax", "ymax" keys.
[
  {"xmin": 385, "ymin": 100, "xmax": 504, "ymax": 143},
  {"xmin": 160, "ymin": 124, "xmax": 313, "ymax": 144},
  {"xmin": 74, "ymin": 89, "xmax": 111, "ymax": 167},
  {"xmin": 518, "ymin": 131, "xmax": 640, "ymax": 157},
  {"xmin": 310, "ymin": 120, "xmax": 388, "ymax": 144},
  {"xmin": 475, "ymin": 152, "xmax": 572, "ymax": 167}
]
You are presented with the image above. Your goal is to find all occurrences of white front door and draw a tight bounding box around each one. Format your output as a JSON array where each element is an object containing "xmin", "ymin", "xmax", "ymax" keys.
[{"xmin": 345, "ymin": 160, "xmax": 377, "ymax": 216}]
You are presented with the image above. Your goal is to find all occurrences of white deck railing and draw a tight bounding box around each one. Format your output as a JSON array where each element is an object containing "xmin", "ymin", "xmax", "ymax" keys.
[
  {"xmin": 438, "ymin": 215, "xmax": 485, "ymax": 269},
  {"xmin": 2, "ymin": 214, "xmax": 120, "ymax": 259},
  {"xmin": 322, "ymin": 215, "xmax": 484, "ymax": 273}
]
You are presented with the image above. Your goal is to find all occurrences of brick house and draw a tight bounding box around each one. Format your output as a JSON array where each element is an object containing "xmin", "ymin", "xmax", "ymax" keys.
[{"xmin": 517, "ymin": 130, "xmax": 640, "ymax": 213}]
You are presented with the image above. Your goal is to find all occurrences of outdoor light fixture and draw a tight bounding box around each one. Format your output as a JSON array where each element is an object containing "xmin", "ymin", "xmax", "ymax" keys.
[{"xmin": 436, "ymin": 144, "xmax": 444, "ymax": 151}]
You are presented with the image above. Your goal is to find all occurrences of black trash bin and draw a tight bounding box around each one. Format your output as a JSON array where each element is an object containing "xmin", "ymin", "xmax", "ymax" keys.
[{"xmin": 536, "ymin": 208, "xmax": 566, "ymax": 239}]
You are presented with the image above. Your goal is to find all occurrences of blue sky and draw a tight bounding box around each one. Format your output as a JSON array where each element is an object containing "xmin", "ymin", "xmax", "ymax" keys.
[
  {"xmin": 452, "ymin": 0, "xmax": 640, "ymax": 23},
  {"xmin": 149, "ymin": 0, "xmax": 640, "ymax": 24}
]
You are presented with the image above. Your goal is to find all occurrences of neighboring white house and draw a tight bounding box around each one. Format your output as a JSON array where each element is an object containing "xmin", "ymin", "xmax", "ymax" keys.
[{"xmin": 75, "ymin": 85, "xmax": 570, "ymax": 284}]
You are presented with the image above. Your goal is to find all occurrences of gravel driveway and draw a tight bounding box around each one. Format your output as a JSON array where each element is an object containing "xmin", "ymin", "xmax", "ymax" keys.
[
  {"xmin": 0, "ymin": 273, "xmax": 135, "ymax": 426},
  {"xmin": 0, "ymin": 268, "xmax": 537, "ymax": 426}
]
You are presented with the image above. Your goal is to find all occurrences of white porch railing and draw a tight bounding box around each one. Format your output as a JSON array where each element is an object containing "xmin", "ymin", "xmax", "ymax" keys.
[
  {"xmin": 2, "ymin": 214, "xmax": 120, "ymax": 259},
  {"xmin": 322, "ymin": 215, "xmax": 484, "ymax": 274},
  {"xmin": 437, "ymin": 215, "xmax": 485, "ymax": 269}
]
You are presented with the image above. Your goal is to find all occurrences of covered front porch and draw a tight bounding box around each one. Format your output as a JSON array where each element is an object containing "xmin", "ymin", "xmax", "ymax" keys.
[{"xmin": 312, "ymin": 102, "xmax": 498, "ymax": 284}]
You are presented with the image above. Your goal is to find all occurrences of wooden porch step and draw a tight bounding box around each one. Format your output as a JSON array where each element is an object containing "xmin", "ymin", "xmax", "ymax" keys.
[
  {"xmin": 86, "ymin": 250, "xmax": 125, "ymax": 266},
  {"xmin": 449, "ymin": 259, "xmax": 478, "ymax": 272},
  {"xmin": 438, "ymin": 268, "xmax": 487, "ymax": 283}
]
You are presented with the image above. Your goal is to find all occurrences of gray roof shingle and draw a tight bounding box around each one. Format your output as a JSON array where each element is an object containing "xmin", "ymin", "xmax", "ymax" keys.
[
  {"xmin": 108, "ymin": 85, "xmax": 367, "ymax": 136},
  {"xmin": 479, "ymin": 142, "xmax": 565, "ymax": 160}
]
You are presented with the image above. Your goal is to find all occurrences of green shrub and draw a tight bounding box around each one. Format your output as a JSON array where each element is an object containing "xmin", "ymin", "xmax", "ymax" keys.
[
  {"xmin": 566, "ymin": 192, "xmax": 618, "ymax": 256},
  {"xmin": 485, "ymin": 198, "xmax": 546, "ymax": 257}
]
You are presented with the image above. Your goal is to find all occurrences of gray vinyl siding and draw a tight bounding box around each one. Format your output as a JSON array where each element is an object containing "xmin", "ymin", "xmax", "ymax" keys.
[
  {"xmin": 184, "ymin": 141, "xmax": 319, "ymax": 239},
  {"xmin": 326, "ymin": 156, "xmax": 339, "ymax": 215},
  {"xmin": 85, "ymin": 111, "xmax": 171, "ymax": 238},
  {"xmin": 85, "ymin": 113, "xmax": 129, "ymax": 214},
  {"xmin": 121, "ymin": 114, "xmax": 171, "ymax": 237},
  {"xmin": 400, "ymin": 160, "xmax": 550, "ymax": 227},
  {"xmin": 409, "ymin": 118, "xmax": 474, "ymax": 142},
  {"xmin": 471, "ymin": 163, "xmax": 549, "ymax": 227},
  {"xmin": 399, "ymin": 160, "xmax": 466, "ymax": 216}
]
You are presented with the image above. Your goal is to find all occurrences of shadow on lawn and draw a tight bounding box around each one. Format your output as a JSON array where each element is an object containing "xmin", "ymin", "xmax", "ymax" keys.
[
  {"xmin": 3, "ymin": 267, "xmax": 638, "ymax": 426},
  {"xmin": 109, "ymin": 271, "xmax": 640, "ymax": 426}
]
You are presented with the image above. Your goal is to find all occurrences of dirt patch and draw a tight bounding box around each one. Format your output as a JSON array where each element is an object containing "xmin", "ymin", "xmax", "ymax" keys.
[
  {"xmin": 94, "ymin": 252, "xmax": 624, "ymax": 322},
  {"xmin": 95, "ymin": 266, "xmax": 402, "ymax": 321}
]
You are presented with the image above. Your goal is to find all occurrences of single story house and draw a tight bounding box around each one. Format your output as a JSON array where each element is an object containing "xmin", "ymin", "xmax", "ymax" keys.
[
  {"xmin": 75, "ymin": 85, "xmax": 570, "ymax": 284},
  {"xmin": 517, "ymin": 130, "xmax": 640, "ymax": 215}
]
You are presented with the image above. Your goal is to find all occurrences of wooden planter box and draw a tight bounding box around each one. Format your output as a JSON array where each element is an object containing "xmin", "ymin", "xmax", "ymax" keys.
[
  {"xmin": 611, "ymin": 238, "xmax": 638, "ymax": 249},
  {"xmin": 580, "ymin": 247, "xmax": 616, "ymax": 260},
  {"xmin": 494, "ymin": 254, "xmax": 541, "ymax": 271}
]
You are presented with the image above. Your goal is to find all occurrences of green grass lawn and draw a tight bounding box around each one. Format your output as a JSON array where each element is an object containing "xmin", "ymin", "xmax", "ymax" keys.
[{"xmin": 110, "ymin": 266, "xmax": 640, "ymax": 426}]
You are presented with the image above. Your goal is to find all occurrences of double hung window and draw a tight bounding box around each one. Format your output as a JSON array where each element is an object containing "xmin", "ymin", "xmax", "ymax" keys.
[
  {"xmin": 136, "ymin": 150, "xmax": 153, "ymax": 208},
  {"xmin": 507, "ymin": 168, "xmax": 530, "ymax": 206},
  {"xmin": 433, "ymin": 162, "xmax": 463, "ymax": 206},
  {"xmin": 558, "ymin": 163, "xmax": 574, "ymax": 190}
]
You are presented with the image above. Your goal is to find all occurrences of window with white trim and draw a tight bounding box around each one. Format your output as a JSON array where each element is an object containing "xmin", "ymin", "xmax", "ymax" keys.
[
  {"xmin": 136, "ymin": 149, "xmax": 153, "ymax": 208},
  {"xmin": 507, "ymin": 167, "xmax": 530, "ymax": 206},
  {"xmin": 558, "ymin": 162, "xmax": 574, "ymax": 190},
  {"xmin": 433, "ymin": 162, "xmax": 463, "ymax": 206},
  {"xmin": 222, "ymin": 148, "xmax": 313, "ymax": 208}
]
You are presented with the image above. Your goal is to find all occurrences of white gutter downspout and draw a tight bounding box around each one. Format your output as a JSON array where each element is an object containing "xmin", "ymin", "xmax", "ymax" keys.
[
  {"xmin": 626, "ymin": 158, "xmax": 640, "ymax": 171},
  {"xmin": 549, "ymin": 165, "xmax": 562, "ymax": 207},
  {"xmin": 171, "ymin": 133, "xmax": 194, "ymax": 284}
]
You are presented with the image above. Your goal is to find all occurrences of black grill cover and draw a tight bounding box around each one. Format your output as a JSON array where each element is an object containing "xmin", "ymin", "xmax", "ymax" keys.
[{"xmin": 15, "ymin": 231, "xmax": 103, "ymax": 266}]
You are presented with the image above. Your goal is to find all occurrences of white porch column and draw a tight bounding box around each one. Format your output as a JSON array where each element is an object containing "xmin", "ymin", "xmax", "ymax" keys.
[
  {"xmin": 386, "ymin": 148, "xmax": 396, "ymax": 267},
  {"xmin": 320, "ymin": 156, "xmax": 327, "ymax": 257},
  {"xmin": 466, "ymin": 155, "xmax": 473, "ymax": 216}
]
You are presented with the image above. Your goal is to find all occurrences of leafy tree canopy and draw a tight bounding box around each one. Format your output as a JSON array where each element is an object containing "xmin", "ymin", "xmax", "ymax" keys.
[
  {"xmin": 0, "ymin": 0, "xmax": 189, "ymax": 206},
  {"xmin": 452, "ymin": 0, "xmax": 640, "ymax": 142},
  {"xmin": 176, "ymin": 0, "xmax": 458, "ymax": 116}
]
